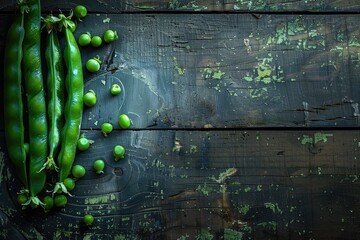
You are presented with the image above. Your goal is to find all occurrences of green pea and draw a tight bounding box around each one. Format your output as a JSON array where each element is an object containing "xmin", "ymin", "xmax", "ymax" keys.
[
  {"xmin": 74, "ymin": 5, "xmax": 87, "ymax": 19},
  {"xmin": 113, "ymin": 145, "xmax": 125, "ymax": 160},
  {"xmin": 101, "ymin": 122, "xmax": 113, "ymax": 136},
  {"xmin": 118, "ymin": 114, "xmax": 131, "ymax": 129},
  {"xmin": 17, "ymin": 194, "xmax": 28, "ymax": 205},
  {"xmin": 110, "ymin": 84, "xmax": 121, "ymax": 95},
  {"xmin": 86, "ymin": 58, "xmax": 101, "ymax": 73},
  {"xmin": 63, "ymin": 178, "xmax": 75, "ymax": 191},
  {"xmin": 83, "ymin": 90, "xmax": 97, "ymax": 107},
  {"xmin": 77, "ymin": 137, "xmax": 91, "ymax": 151},
  {"xmin": 72, "ymin": 165, "xmax": 86, "ymax": 179},
  {"xmin": 83, "ymin": 214, "xmax": 94, "ymax": 226},
  {"xmin": 54, "ymin": 194, "xmax": 67, "ymax": 207},
  {"xmin": 93, "ymin": 160, "xmax": 105, "ymax": 174},
  {"xmin": 91, "ymin": 36, "xmax": 102, "ymax": 47},
  {"xmin": 68, "ymin": 21, "xmax": 76, "ymax": 32},
  {"xmin": 78, "ymin": 32, "xmax": 91, "ymax": 47},
  {"xmin": 103, "ymin": 30, "xmax": 118, "ymax": 43},
  {"xmin": 42, "ymin": 196, "xmax": 54, "ymax": 211}
]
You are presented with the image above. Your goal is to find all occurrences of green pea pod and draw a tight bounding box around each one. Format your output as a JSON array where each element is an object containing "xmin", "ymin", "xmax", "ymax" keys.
[
  {"xmin": 55, "ymin": 15, "xmax": 83, "ymax": 193},
  {"xmin": 22, "ymin": 0, "xmax": 47, "ymax": 204},
  {"xmin": 3, "ymin": 10, "xmax": 28, "ymax": 193},
  {"xmin": 40, "ymin": 18, "xmax": 65, "ymax": 172}
]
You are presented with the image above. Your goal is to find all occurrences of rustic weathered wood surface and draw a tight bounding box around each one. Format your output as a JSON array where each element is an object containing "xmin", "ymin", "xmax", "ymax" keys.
[
  {"xmin": 1, "ymin": 130, "xmax": 360, "ymax": 239},
  {"xmin": 1, "ymin": 0, "xmax": 360, "ymax": 12},
  {"xmin": 1, "ymin": 13, "xmax": 360, "ymax": 129},
  {"xmin": 1, "ymin": 1, "xmax": 360, "ymax": 239}
]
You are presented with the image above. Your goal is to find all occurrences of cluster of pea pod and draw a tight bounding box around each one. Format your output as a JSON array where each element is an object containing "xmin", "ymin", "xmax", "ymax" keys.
[{"xmin": 3, "ymin": 0, "xmax": 87, "ymax": 211}]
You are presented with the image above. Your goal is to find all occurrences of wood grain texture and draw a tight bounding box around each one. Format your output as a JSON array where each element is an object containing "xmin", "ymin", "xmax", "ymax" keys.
[
  {"xmin": 1, "ymin": 13, "xmax": 360, "ymax": 129},
  {"xmin": 1, "ymin": 3, "xmax": 360, "ymax": 239},
  {"xmin": 1, "ymin": 0, "xmax": 360, "ymax": 12},
  {"xmin": 1, "ymin": 130, "xmax": 360, "ymax": 239}
]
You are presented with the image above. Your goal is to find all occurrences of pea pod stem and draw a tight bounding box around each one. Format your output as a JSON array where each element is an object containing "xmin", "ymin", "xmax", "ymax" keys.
[
  {"xmin": 53, "ymin": 182, "xmax": 73, "ymax": 197},
  {"xmin": 92, "ymin": 56, "xmax": 102, "ymax": 64},
  {"xmin": 55, "ymin": 14, "xmax": 84, "ymax": 193},
  {"xmin": 3, "ymin": 11, "xmax": 27, "ymax": 192},
  {"xmin": 23, "ymin": 0, "xmax": 47, "ymax": 202}
]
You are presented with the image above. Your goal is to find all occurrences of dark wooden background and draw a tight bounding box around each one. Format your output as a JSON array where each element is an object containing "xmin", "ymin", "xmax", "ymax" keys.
[{"xmin": 1, "ymin": 0, "xmax": 360, "ymax": 239}]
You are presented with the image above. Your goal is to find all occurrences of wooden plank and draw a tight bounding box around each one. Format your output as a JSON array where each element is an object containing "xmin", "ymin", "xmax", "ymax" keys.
[
  {"xmin": 1, "ymin": 13, "xmax": 360, "ymax": 129},
  {"xmin": 1, "ymin": 130, "xmax": 360, "ymax": 239},
  {"xmin": 1, "ymin": 0, "xmax": 360, "ymax": 13}
]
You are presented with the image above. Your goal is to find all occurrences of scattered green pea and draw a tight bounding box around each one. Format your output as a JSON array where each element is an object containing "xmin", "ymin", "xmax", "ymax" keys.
[
  {"xmin": 118, "ymin": 114, "xmax": 131, "ymax": 129},
  {"xmin": 110, "ymin": 84, "xmax": 121, "ymax": 95},
  {"xmin": 17, "ymin": 194, "xmax": 28, "ymax": 205},
  {"xmin": 77, "ymin": 136, "xmax": 91, "ymax": 151},
  {"xmin": 42, "ymin": 196, "xmax": 54, "ymax": 211},
  {"xmin": 93, "ymin": 160, "xmax": 105, "ymax": 174},
  {"xmin": 68, "ymin": 21, "xmax": 76, "ymax": 33},
  {"xmin": 103, "ymin": 29, "xmax": 118, "ymax": 43},
  {"xmin": 113, "ymin": 145, "xmax": 125, "ymax": 160},
  {"xmin": 101, "ymin": 122, "xmax": 113, "ymax": 136},
  {"xmin": 91, "ymin": 36, "xmax": 102, "ymax": 47},
  {"xmin": 83, "ymin": 214, "xmax": 94, "ymax": 226},
  {"xmin": 74, "ymin": 5, "xmax": 87, "ymax": 19},
  {"xmin": 54, "ymin": 195, "xmax": 67, "ymax": 207},
  {"xmin": 72, "ymin": 165, "xmax": 86, "ymax": 179},
  {"xmin": 78, "ymin": 32, "xmax": 91, "ymax": 47},
  {"xmin": 86, "ymin": 57, "xmax": 101, "ymax": 73},
  {"xmin": 83, "ymin": 90, "xmax": 97, "ymax": 107},
  {"xmin": 63, "ymin": 178, "xmax": 76, "ymax": 191}
]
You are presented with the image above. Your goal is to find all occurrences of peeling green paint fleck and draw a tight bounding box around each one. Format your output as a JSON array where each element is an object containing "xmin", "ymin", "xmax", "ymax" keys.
[
  {"xmin": 154, "ymin": 181, "xmax": 159, "ymax": 187},
  {"xmin": 238, "ymin": 204, "xmax": 251, "ymax": 215},
  {"xmin": 0, "ymin": 229, "xmax": 8, "ymax": 239},
  {"xmin": 300, "ymin": 132, "xmax": 333, "ymax": 145},
  {"xmin": 103, "ymin": 17, "xmax": 111, "ymax": 23},
  {"xmin": 264, "ymin": 202, "xmax": 283, "ymax": 214},
  {"xmin": 190, "ymin": 145, "xmax": 198, "ymax": 153},
  {"xmin": 114, "ymin": 234, "xmax": 128, "ymax": 240},
  {"xmin": 84, "ymin": 194, "xmax": 116, "ymax": 204},
  {"xmin": 212, "ymin": 70, "xmax": 225, "ymax": 80},
  {"xmin": 196, "ymin": 228, "xmax": 214, "ymax": 240},
  {"xmin": 301, "ymin": 135, "xmax": 313, "ymax": 145},
  {"xmin": 152, "ymin": 159, "xmax": 166, "ymax": 168},
  {"xmin": 224, "ymin": 228, "xmax": 244, "ymax": 240},
  {"xmin": 173, "ymin": 57, "xmax": 185, "ymax": 75},
  {"xmin": 244, "ymin": 187, "xmax": 251, "ymax": 192},
  {"xmin": 196, "ymin": 183, "xmax": 216, "ymax": 196},
  {"xmin": 243, "ymin": 54, "xmax": 284, "ymax": 100},
  {"xmin": 201, "ymin": 67, "xmax": 225, "ymax": 80},
  {"xmin": 314, "ymin": 132, "xmax": 333, "ymax": 144},
  {"xmin": 169, "ymin": 0, "xmax": 207, "ymax": 10},
  {"xmin": 257, "ymin": 221, "xmax": 277, "ymax": 231},
  {"xmin": 175, "ymin": 66, "xmax": 186, "ymax": 75},
  {"xmin": 290, "ymin": 206, "xmax": 297, "ymax": 213},
  {"xmin": 177, "ymin": 234, "xmax": 190, "ymax": 240}
]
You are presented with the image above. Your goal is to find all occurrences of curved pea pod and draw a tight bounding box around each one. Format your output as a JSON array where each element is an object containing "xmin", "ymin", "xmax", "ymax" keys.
[
  {"xmin": 3, "ymin": 11, "xmax": 28, "ymax": 192},
  {"xmin": 40, "ymin": 24, "xmax": 65, "ymax": 172},
  {"xmin": 22, "ymin": 0, "xmax": 47, "ymax": 204},
  {"xmin": 55, "ymin": 18, "xmax": 83, "ymax": 194}
]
